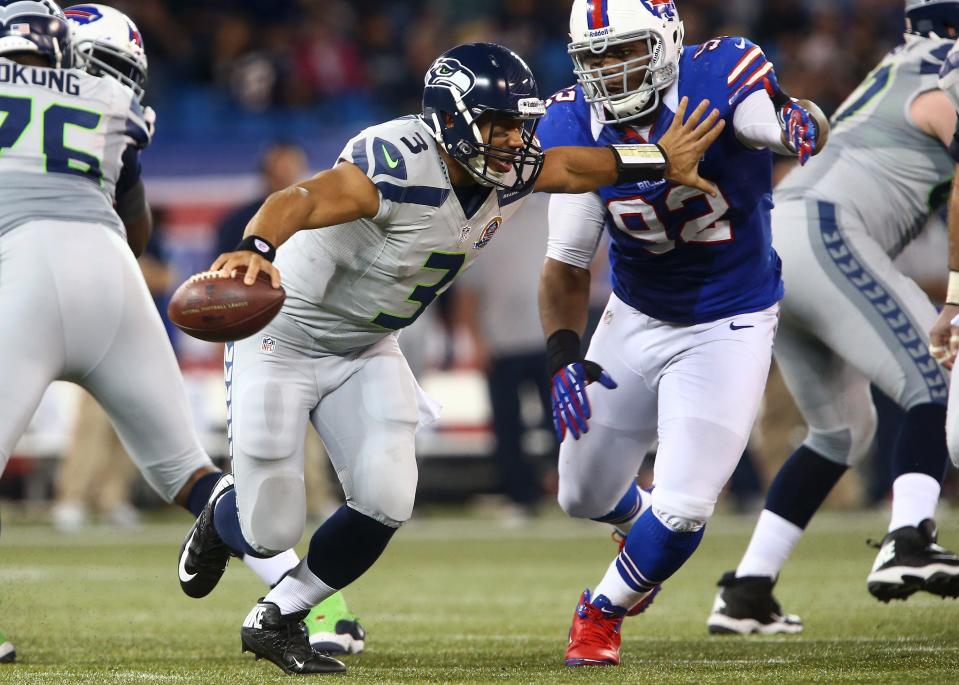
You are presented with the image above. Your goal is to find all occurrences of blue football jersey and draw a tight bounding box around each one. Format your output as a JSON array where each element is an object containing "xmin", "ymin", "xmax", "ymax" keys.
[{"xmin": 538, "ymin": 36, "xmax": 784, "ymax": 324}]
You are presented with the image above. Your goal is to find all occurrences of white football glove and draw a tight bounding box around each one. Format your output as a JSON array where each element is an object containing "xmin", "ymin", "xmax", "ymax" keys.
[{"xmin": 143, "ymin": 105, "xmax": 156, "ymax": 139}]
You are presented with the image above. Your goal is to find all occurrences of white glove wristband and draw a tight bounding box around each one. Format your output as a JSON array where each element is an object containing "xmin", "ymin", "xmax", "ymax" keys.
[{"xmin": 948, "ymin": 270, "xmax": 959, "ymax": 305}]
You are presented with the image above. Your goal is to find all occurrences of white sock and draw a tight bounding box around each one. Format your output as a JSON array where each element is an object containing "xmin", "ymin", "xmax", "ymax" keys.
[
  {"xmin": 888, "ymin": 473, "xmax": 940, "ymax": 532},
  {"xmin": 593, "ymin": 558, "xmax": 652, "ymax": 611},
  {"xmin": 243, "ymin": 549, "xmax": 300, "ymax": 587},
  {"xmin": 264, "ymin": 559, "xmax": 336, "ymax": 615},
  {"xmin": 735, "ymin": 510, "xmax": 803, "ymax": 579}
]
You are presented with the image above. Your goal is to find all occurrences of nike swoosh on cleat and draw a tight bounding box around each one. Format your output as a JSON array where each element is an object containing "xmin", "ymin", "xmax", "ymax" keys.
[
  {"xmin": 178, "ymin": 530, "xmax": 198, "ymax": 582},
  {"xmin": 290, "ymin": 657, "xmax": 305, "ymax": 670}
]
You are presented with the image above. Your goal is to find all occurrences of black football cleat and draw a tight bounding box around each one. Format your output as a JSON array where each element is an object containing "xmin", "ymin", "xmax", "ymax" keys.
[
  {"xmin": 178, "ymin": 473, "xmax": 236, "ymax": 598},
  {"xmin": 241, "ymin": 600, "xmax": 346, "ymax": 674},
  {"xmin": 867, "ymin": 519, "xmax": 959, "ymax": 602},
  {"xmin": 707, "ymin": 571, "xmax": 802, "ymax": 635}
]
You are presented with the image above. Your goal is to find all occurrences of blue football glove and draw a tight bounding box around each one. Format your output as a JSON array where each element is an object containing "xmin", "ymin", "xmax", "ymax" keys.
[
  {"xmin": 550, "ymin": 360, "xmax": 618, "ymax": 443},
  {"xmin": 763, "ymin": 73, "xmax": 819, "ymax": 166}
]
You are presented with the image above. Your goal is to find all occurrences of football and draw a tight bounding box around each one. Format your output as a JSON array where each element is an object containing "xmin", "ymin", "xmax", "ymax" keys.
[{"xmin": 167, "ymin": 267, "xmax": 285, "ymax": 343}]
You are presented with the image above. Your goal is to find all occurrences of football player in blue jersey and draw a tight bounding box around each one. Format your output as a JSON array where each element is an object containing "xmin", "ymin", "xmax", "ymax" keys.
[{"xmin": 535, "ymin": 0, "xmax": 829, "ymax": 667}]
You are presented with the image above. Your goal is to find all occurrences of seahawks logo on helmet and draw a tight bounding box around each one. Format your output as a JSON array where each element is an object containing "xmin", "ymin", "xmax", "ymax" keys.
[{"xmin": 426, "ymin": 57, "xmax": 476, "ymax": 97}]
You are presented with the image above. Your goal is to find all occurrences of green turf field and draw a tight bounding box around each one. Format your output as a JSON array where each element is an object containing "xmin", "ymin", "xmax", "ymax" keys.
[{"xmin": 1, "ymin": 509, "xmax": 958, "ymax": 684}]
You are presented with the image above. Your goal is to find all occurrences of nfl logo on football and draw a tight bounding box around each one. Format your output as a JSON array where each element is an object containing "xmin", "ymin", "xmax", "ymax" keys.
[{"xmin": 260, "ymin": 335, "xmax": 276, "ymax": 354}]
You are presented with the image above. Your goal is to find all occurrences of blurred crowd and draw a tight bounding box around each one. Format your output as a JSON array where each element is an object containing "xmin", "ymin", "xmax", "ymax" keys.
[{"xmin": 110, "ymin": 0, "xmax": 909, "ymax": 137}]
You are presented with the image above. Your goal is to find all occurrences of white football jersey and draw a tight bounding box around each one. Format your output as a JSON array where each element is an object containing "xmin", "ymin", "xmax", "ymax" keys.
[
  {"xmin": 0, "ymin": 57, "xmax": 150, "ymax": 239},
  {"xmin": 276, "ymin": 115, "xmax": 537, "ymax": 354},
  {"xmin": 776, "ymin": 37, "xmax": 954, "ymax": 256}
]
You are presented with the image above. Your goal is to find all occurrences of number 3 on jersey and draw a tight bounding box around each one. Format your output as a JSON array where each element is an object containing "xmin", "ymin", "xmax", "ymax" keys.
[
  {"xmin": 0, "ymin": 94, "xmax": 102, "ymax": 183},
  {"xmin": 608, "ymin": 186, "xmax": 731, "ymax": 254},
  {"xmin": 372, "ymin": 251, "xmax": 466, "ymax": 330}
]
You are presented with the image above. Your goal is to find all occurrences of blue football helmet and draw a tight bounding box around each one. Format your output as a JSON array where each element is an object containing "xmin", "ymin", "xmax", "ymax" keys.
[
  {"xmin": 422, "ymin": 42, "xmax": 546, "ymax": 191},
  {"xmin": 906, "ymin": 0, "xmax": 959, "ymax": 38},
  {"xmin": 0, "ymin": 0, "xmax": 73, "ymax": 68}
]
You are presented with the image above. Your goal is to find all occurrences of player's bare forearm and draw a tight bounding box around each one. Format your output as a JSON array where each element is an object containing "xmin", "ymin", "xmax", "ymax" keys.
[
  {"xmin": 539, "ymin": 257, "xmax": 592, "ymax": 338},
  {"xmin": 948, "ymin": 172, "xmax": 959, "ymax": 271},
  {"xmin": 244, "ymin": 163, "xmax": 379, "ymax": 247},
  {"xmin": 536, "ymin": 146, "xmax": 619, "ymax": 194},
  {"xmin": 212, "ymin": 162, "xmax": 380, "ymax": 287},
  {"xmin": 116, "ymin": 179, "xmax": 152, "ymax": 257},
  {"xmin": 534, "ymin": 98, "xmax": 723, "ymax": 197}
]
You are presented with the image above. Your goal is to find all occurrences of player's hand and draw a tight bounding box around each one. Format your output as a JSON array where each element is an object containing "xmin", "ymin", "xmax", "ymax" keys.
[
  {"xmin": 763, "ymin": 73, "xmax": 828, "ymax": 165},
  {"xmin": 550, "ymin": 361, "xmax": 617, "ymax": 443},
  {"xmin": 929, "ymin": 303, "xmax": 959, "ymax": 370},
  {"xmin": 209, "ymin": 251, "xmax": 281, "ymax": 289},
  {"xmin": 658, "ymin": 96, "xmax": 725, "ymax": 197}
]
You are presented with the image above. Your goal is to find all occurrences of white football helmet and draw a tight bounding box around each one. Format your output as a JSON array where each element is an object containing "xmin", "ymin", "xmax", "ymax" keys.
[
  {"xmin": 568, "ymin": 0, "xmax": 684, "ymax": 123},
  {"xmin": 64, "ymin": 4, "xmax": 147, "ymax": 101}
]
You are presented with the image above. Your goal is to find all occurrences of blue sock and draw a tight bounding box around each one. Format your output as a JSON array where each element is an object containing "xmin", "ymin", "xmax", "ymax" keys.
[
  {"xmin": 619, "ymin": 507, "xmax": 704, "ymax": 587},
  {"xmin": 592, "ymin": 482, "xmax": 642, "ymax": 526},
  {"xmin": 892, "ymin": 403, "xmax": 949, "ymax": 482},
  {"xmin": 184, "ymin": 472, "xmax": 223, "ymax": 518},
  {"xmin": 765, "ymin": 445, "xmax": 847, "ymax": 529},
  {"xmin": 306, "ymin": 504, "xmax": 396, "ymax": 589},
  {"xmin": 212, "ymin": 489, "xmax": 264, "ymax": 558}
]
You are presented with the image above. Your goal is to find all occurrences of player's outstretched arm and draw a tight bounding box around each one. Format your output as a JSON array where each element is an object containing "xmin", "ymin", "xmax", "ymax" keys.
[
  {"xmin": 210, "ymin": 162, "xmax": 381, "ymax": 287},
  {"xmin": 534, "ymin": 97, "xmax": 724, "ymax": 197}
]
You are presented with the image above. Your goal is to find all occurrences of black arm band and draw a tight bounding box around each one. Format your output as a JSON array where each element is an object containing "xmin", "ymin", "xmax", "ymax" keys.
[
  {"xmin": 769, "ymin": 88, "xmax": 792, "ymax": 110},
  {"xmin": 608, "ymin": 144, "xmax": 668, "ymax": 184},
  {"xmin": 235, "ymin": 234, "xmax": 277, "ymax": 262},
  {"xmin": 546, "ymin": 329, "xmax": 582, "ymax": 376}
]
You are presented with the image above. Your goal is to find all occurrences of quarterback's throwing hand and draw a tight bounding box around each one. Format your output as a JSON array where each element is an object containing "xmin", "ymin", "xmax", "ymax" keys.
[
  {"xmin": 210, "ymin": 251, "xmax": 281, "ymax": 289},
  {"xmin": 550, "ymin": 361, "xmax": 618, "ymax": 443},
  {"xmin": 657, "ymin": 96, "xmax": 725, "ymax": 197}
]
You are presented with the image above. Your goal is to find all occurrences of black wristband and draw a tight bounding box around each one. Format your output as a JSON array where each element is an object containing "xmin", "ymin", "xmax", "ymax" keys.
[
  {"xmin": 546, "ymin": 329, "xmax": 582, "ymax": 376},
  {"xmin": 235, "ymin": 234, "xmax": 277, "ymax": 262},
  {"xmin": 608, "ymin": 143, "xmax": 668, "ymax": 184}
]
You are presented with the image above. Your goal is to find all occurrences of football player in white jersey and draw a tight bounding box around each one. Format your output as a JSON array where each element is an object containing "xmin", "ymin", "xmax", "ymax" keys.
[
  {"xmin": 708, "ymin": 1, "xmax": 959, "ymax": 636},
  {"xmin": 63, "ymin": 1, "xmax": 368, "ymax": 658},
  {"xmin": 0, "ymin": 0, "xmax": 358, "ymax": 661},
  {"xmin": 175, "ymin": 42, "xmax": 725, "ymax": 675}
]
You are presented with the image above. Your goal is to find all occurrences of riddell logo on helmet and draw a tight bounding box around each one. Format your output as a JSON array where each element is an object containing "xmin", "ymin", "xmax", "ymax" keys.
[{"xmin": 588, "ymin": 26, "xmax": 614, "ymax": 38}]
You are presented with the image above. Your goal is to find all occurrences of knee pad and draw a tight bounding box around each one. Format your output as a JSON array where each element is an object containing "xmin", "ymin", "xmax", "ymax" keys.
[
  {"xmin": 347, "ymin": 447, "xmax": 418, "ymax": 527},
  {"xmin": 557, "ymin": 481, "xmax": 616, "ymax": 520},
  {"xmin": 650, "ymin": 487, "xmax": 713, "ymax": 526},
  {"xmin": 805, "ymin": 411, "xmax": 877, "ymax": 467},
  {"xmin": 240, "ymin": 473, "xmax": 307, "ymax": 555}
]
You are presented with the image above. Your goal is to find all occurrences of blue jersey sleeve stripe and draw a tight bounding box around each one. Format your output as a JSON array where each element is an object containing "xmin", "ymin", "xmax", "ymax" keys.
[
  {"xmin": 351, "ymin": 138, "xmax": 370, "ymax": 175},
  {"xmin": 375, "ymin": 181, "xmax": 450, "ymax": 207}
]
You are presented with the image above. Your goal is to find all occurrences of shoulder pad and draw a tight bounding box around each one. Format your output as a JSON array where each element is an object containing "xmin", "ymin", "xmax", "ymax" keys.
[
  {"xmin": 538, "ymin": 86, "xmax": 593, "ymax": 150},
  {"xmin": 687, "ymin": 36, "xmax": 774, "ymax": 109}
]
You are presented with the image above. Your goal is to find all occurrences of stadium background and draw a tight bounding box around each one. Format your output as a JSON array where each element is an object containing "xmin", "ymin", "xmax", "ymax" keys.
[{"xmin": 1, "ymin": 0, "xmax": 954, "ymax": 519}]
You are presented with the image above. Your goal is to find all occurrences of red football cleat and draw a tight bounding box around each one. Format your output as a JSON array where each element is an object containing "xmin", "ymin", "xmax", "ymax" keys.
[{"xmin": 564, "ymin": 589, "xmax": 624, "ymax": 667}]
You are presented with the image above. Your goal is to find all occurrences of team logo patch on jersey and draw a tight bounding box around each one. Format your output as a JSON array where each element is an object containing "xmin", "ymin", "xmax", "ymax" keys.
[
  {"xmin": 473, "ymin": 217, "xmax": 502, "ymax": 250},
  {"xmin": 64, "ymin": 5, "xmax": 103, "ymax": 24},
  {"xmin": 260, "ymin": 335, "xmax": 276, "ymax": 354},
  {"xmin": 426, "ymin": 57, "xmax": 476, "ymax": 97}
]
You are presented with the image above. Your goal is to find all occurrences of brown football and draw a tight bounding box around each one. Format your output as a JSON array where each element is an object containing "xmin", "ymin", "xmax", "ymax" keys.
[{"xmin": 167, "ymin": 267, "xmax": 285, "ymax": 343}]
